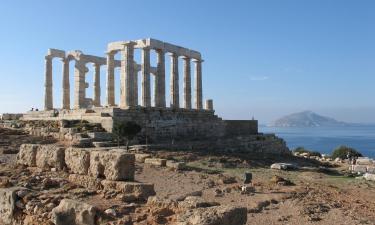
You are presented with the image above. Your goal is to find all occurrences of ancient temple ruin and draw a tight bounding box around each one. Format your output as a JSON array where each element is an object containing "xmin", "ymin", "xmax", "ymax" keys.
[
  {"xmin": 43, "ymin": 38, "xmax": 207, "ymax": 111},
  {"xmin": 21, "ymin": 38, "xmax": 290, "ymax": 153}
]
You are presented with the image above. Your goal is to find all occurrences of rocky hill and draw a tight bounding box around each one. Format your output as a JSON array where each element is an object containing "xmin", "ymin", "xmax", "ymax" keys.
[{"xmin": 269, "ymin": 111, "xmax": 349, "ymax": 127}]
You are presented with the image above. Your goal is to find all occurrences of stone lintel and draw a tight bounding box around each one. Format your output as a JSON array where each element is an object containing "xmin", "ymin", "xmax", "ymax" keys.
[{"xmin": 47, "ymin": 48, "xmax": 65, "ymax": 58}]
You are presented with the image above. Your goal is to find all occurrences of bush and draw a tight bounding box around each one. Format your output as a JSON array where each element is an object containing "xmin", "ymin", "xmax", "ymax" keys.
[
  {"xmin": 112, "ymin": 121, "xmax": 142, "ymax": 150},
  {"xmin": 293, "ymin": 147, "xmax": 322, "ymax": 157},
  {"xmin": 331, "ymin": 145, "xmax": 362, "ymax": 159}
]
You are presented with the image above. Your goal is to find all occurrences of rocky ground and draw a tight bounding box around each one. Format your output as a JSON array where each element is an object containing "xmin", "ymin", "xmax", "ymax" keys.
[{"xmin": 1, "ymin": 127, "xmax": 375, "ymax": 225}]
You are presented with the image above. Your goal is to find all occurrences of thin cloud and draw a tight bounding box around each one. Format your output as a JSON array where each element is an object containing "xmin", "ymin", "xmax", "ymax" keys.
[{"xmin": 249, "ymin": 76, "xmax": 269, "ymax": 81}]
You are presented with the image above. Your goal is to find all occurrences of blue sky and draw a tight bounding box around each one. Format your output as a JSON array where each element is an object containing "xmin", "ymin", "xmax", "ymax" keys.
[{"xmin": 0, "ymin": 0, "xmax": 374, "ymax": 123}]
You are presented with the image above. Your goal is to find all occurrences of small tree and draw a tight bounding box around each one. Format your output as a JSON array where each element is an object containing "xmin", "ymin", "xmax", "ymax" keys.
[
  {"xmin": 112, "ymin": 121, "xmax": 142, "ymax": 150},
  {"xmin": 331, "ymin": 145, "xmax": 362, "ymax": 159}
]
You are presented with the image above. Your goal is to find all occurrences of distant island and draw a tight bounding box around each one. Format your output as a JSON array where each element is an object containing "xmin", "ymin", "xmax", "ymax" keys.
[{"xmin": 269, "ymin": 111, "xmax": 350, "ymax": 127}]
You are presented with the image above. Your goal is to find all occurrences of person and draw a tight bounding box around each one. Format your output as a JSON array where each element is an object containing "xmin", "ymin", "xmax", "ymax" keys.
[{"xmin": 31, "ymin": 107, "xmax": 34, "ymax": 111}]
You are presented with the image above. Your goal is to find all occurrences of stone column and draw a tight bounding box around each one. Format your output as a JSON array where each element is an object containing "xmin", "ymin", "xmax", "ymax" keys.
[
  {"xmin": 106, "ymin": 51, "xmax": 115, "ymax": 106},
  {"xmin": 93, "ymin": 63, "xmax": 101, "ymax": 107},
  {"xmin": 120, "ymin": 42, "xmax": 135, "ymax": 108},
  {"xmin": 193, "ymin": 59, "xmax": 203, "ymax": 110},
  {"xmin": 155, "ymin": 49, "xmax": 166, "ymax": 108},
  {"xmin": 170, "ymin": 53, "xmax": 179, "ymax": 109},
  {"xmin": 182, "ymin": 56, "xmax": 191, "ymax": 109},
  {"xmin": 74, "ymin": 61, "xmax": 86, "ymax": 109},
  {"xmin": 205, "ymin": 99, "xmax": 213, "ymax": 111},
  {"xmin": 62, "ymin": 58, "xmax": 70, "ymax": 109},
  {"xmin": 141, "ymin": 47, "xmax": 151, "ymax": 107},
  {"xmin": 44, "ymin": 56, "xmax": 53, "ymax": 110},
  {"xmin": 134, "ymin": 67, "xmax": 138, "ymax": 106}
]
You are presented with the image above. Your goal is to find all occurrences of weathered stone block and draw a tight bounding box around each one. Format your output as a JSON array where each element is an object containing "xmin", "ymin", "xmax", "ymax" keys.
[
  {"xmin": 270, "ymin": 163, "xmax": 297, "ymax": 170},
  {"xmin": 51, "ymin": 199, "xmax": 97, "ymax": 225},
  {"xmin": 0, "ymin": 187, "xmax": 24, "ymax": 225},
  {"xmin": 166, "ymin": 160, "xmax": 186, "ymax": 170},
  {"xmin": 36, "ymin": 145, "xmax": 65, "ymax": 170},
  {"xmin": 68, "ymin": 174, "xmax": 103, "ymax": 190},
  {"xmin": 367, "ymin": 166, "xmax": 375, "ymax": 174},
  {"xmin": 65, "ymin": 147, "xmax": 90, "ymax": 175},
  {"xmin": 17, "ymin": 144, "xmax": 40, "ymax": 167},
  {"xmin": 364, "ymin": 173, "xmax": 375, "ymax": 181},
  {"xmin": 356, "ymin": 157, "xmax": 373, "ymax": 165},
  {"xmin": 144, "ymin": 158, "xmax": 167, "ymax": 167},
  {"xmin": 351, "ymin": 165, "xmax": 367, "ymax": 173},
  {"xmin": 176, "ymin": 205, "xmax": 247, "ymax": 225},
  {"xmin": 101, "ymin": 180, "xmax": 155, "ymax": 199},
  {"xmin": 135, "ymin": 153, "xmax": 151, "ymax": 163},
  {"xmin": 89, "ymin": 150, "xmax": 135, "ymax": 181}
]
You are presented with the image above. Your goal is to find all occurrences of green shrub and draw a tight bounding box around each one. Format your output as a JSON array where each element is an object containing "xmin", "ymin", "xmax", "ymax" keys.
[
  {"xmin": 293, "ymin": 147, "xmax": 322, "ymax": 157},
  {"xmin": 331, "ymin": 145, "xmax": 362, "ymax": 159},
  {"xmin": 112, "ymin": 121, "xmax": 142, "ymax": 150}
]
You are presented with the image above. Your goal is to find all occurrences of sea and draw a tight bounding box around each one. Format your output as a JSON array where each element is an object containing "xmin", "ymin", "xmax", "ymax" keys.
[{"xmin": 259, "ymin": 125, "xmax": 375, "ymax": 158}]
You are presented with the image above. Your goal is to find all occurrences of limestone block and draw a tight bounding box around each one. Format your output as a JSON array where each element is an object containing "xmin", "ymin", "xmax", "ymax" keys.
[
  {"xmin": 367, "ymin": 166, "xmax": 375, "ymax": 174},
  {"xmin": 36, "ymin": 145, "xmax": 65, "ymax": 170},
  {"xmin": 364, "ymin": 173, "xmax": 375, "ymax": 181},
  {"xmin": 89, "ymin": 150, "xmax": 135, "ymax": 181},
  {"xmin": 0, "ymin": 187, "xmax": 25, "ymax": 225},
  {"xmin": 135, "ymin": 153, "xmax": 151, "ymax": 163},
  {"xmin": 101, "ymin": 180, "xmax": 155, "ymax": 200},
  {"xmin": 68, "ymin": 174, "xmax": 103, "ymax": 190},
  {"xmin": 351, "ymin": 165, "xmax": 367, "ymax": 173},
  {"xmin": 356, "ymin": 157, "xmax": 373, "ymax": 165},
  {"xmin": 176, "ymin": 205, "xmax": 247, "ymax": 225},
  {"xmin": 166, "ymin": 160, "xmax": 186, "ymax": 170},
  {"xmin": 17, "ymin": 144, "xmax": 41, "ymax": 167},
  {"xmin": 51, "ymin": 199, "xmax": 97, "ymax": 225},
  {"xmin": 65, "ymin": 147, "xmax": 90, "ymax": 175},
  {"xmin": 144, "ymin": 158, "xmax": 167, "ymax": 167},
  {"xmin": 270, "ymin": 163, "xmax": 297, "ymax": 170}
]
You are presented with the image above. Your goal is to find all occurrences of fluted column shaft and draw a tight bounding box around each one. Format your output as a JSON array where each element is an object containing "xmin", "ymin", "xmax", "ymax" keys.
[
  {"xmin": 74, "ymin": 61, "xmax": 86, "ymax": 109},
  {"xmin": 182, "ymin": 57, "xmax": 191, "ymax": 109},
  {"xmin": 170, "ymin": 53, "xmax": 179, "ymax": 109},
  {"xmin": 44, "ymin": 56, "xmax": 53, "ymax": 110},
  {"xmin": 93, "ymin": 63, "xmax": 101, "ymax": 107},
  {"xmin": 120, "ymin": 43, "xmax": 135, "ymax": 108},
  {"xmin": 62, "ymin": 58, "xmax": 70, "ymax": 109},
  {"xmin": 155, "ymin": 49, "xmax": 166, "ymax": 107},
  {"xmin": 141, "ymin": 48, "xmax": 151, "ymax": 107},
  {"xmin": 194, "ymin": 59, "xmax": 203, "ymax": 110},
  {"xmin": 106, "ymin": 52, "xmax": 115, "ymax": 106}
]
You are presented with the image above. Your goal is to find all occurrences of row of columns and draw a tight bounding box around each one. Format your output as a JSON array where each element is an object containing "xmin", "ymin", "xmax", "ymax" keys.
[
  {"xmin": 44, "ymin": 56, "xmax": 103, "ymax": 110},
  {"xmin": 44, "ymin": 46, "xmax": 204, "ymax": 111},
  {"xmin": 106, "ymin": 45, "xmax": 203, "ymax": 110}
]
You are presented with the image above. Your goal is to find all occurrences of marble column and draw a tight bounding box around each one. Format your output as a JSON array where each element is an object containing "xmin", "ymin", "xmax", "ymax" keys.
[
  {"xmin": 44, "ymin": 56, "xmax": 53, "ymax": 110},
  {"xmin": 182, "ymin": 56, "xmax": 191, "ymax": 109},
  {"xmin": 120, "ymin": 43, "xmax": 135, "ymax": 108},
  {"xmin": 205, "ymin": 99, "xmax": 213, "ymax": 111},
  {"xmin": 93, "ymin": 63, "xmax": 101, "ymax": 107},
  {"xmin": 170, "ymin": 53, "xmax": 179, "ymax": 109},
  {"xmin": 62, "ymin": 58, "xmax": 70, "ymax": 109},
  {"xmin": 193, "ymin": 59, "xmax": 203, "ymax": 110},
  {"xmin": 134, "ymin": 67, "xmax": 138, "ymax": 106},
  {"xmin": 74, "ymin": 61, "xmax": 86, "ymax": 109},
  {"xmin": 106, "ymin": 51, "xmax": 115, "ymax": 106},
  {"xmin": 155, "ymin": 49, "xmax": 166, "ymax": 107},
  {"xmin": 141, "ymin": 47, "xmax": 151, "ymax": 107}
]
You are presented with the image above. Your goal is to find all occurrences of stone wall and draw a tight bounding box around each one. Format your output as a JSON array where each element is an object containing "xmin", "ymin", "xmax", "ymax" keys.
[
  {"xmin": 0, "ymin": 113, "xmax": 23, "ymax": 120},
  {"xmin": 224, "ymin": 120, "xmax": 258, "ymax": 136}
]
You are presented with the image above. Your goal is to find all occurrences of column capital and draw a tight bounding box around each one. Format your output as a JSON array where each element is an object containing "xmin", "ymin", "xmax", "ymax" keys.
[
  {"xmin": 168, "ymin": 52, "xmax": 179, "ymax": 57},
  {"xmin": 122, "ymin": 41, "xmax": 136, "ymax": 48},
  {"xmin": 181, "ymin": 56, "xmax": 190, "ymax": 60},
  {"xmin": 192, "ymin": 58, "xmax": 204, "ymax": 63},
  {"xmin": 106, "ymin": 50, "xmax": 117, "ymax": 56},
  {"xmin": 45, "ymin": 55, "xmax": 53, "ymax": 61}
]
